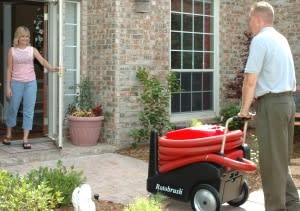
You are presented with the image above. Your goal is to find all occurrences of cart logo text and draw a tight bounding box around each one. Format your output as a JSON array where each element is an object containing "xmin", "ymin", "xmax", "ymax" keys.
[{"xmin": 155, "ymin": 184, "xmax": 183, "ymax": 195}]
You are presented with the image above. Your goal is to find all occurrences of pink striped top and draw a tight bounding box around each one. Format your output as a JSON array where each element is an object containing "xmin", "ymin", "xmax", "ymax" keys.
[{"xmin": 12, "ymin": 46, "xmax": 36, "ymax": 82}]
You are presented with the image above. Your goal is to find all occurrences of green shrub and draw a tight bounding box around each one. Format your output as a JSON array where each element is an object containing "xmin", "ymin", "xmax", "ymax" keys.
[
  {"xmin": 124, "ymin": 194, "xmax": 164, "ymax": 211},
  {"xmin": 219, "ymin": 105, "xmax": 244, "ymax": 130},
  {"xmin": 190, "ymin": 119, "xmax": 203, "ymax": 127},
  {"xmin": 224, "ymin": 31, "xmax": 252, "ymax": 100},
  {"xmin": 129, "ymin": 67, "xmax": 180, "ymax": 143},
  {"xmin": 26, "ymin": 160, "xmax": 86, "ymax": 206},
  {"xmin": 0, "ymin": 170, "xmax": 63, "ymax": 211}
]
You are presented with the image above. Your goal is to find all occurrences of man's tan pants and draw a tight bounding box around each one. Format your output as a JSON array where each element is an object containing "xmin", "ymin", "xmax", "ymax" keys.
[{"xmin": 256, "ymin": 93, "xmax": 300, "ymax": 211}]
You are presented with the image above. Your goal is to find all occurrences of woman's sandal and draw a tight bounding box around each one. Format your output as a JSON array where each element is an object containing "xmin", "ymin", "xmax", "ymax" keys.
[
  {"xmin": 23, "ymin": 142, "xmax": 31, "ymax": 149},
  {"xmin": 2, "ymin": 137, "xmax": 11, "ymax": 145}
]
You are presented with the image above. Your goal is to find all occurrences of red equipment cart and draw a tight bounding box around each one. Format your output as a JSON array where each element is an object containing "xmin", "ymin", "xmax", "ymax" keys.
[{"xmin": 147, "ymin": 116, "xmax": 257, "ymax": 211}]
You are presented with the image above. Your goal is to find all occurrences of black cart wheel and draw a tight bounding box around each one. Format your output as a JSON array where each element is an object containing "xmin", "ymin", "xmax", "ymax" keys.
[
  {"xmin": 227, "ymin": 182, "xmax": 249, "ymax": 207},
  {"xmin": 191, "ymin": 184, "xmax": 220, "ymax": 211}
]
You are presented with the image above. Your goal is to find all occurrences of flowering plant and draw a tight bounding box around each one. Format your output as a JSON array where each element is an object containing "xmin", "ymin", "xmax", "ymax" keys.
[
  {"xmin": 33, "ymin": 7, "xmax": 44, "ymax": 53},
  {"xmin": 67, "ymin": 77, "xmax": 103, "ymax": 117}
]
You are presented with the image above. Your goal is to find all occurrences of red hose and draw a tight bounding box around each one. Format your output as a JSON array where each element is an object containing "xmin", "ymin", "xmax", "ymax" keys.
[
  {"xmin": 159, "ymin": 149, "xmax": 244, "ymax": 166},
  {"xmin": 159, "ymin": 139, "xmax": 242, "ymax": 158},
  {"xmin": 159, "ymin": 152, "xmax": 257, "ymax": 173},
  {"xmin": 158, "ymin": 127, "xmax": 257, "ymax": 173},
  {"xmin": 159, "ymin": 130, "xmax": 243, "ymax": 148}
]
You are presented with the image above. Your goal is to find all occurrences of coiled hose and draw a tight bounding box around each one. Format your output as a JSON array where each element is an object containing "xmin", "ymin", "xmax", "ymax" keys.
[{"xmin": 158, "ymin": 126, "xmax": 257, "ymax": 173}]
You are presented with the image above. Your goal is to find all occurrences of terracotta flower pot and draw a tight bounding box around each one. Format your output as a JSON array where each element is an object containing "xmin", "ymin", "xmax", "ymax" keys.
[{"xmin": 68, "ymin": 115, "xmax": 104, "ymax": 146}]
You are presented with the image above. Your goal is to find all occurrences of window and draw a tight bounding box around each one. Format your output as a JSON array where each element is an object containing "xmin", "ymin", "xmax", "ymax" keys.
[
  {"xmin": 64, "ymin": 1, "xmax": 80, "ymax": 112},
  {"xmin": 171, "ymin": 0, "xmax": 214, "ymax": 114}
]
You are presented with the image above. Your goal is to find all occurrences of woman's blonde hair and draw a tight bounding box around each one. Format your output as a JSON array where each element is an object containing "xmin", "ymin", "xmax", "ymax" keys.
[{"xmin": 13, "ymin": 26, "xmax": 31, "ymax": 47}]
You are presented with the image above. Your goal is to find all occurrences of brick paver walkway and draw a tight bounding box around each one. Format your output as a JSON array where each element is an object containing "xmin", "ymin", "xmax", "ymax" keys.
[{"xmin": 1, "ymin": 139, "xmax": 300, "ymax": 210}]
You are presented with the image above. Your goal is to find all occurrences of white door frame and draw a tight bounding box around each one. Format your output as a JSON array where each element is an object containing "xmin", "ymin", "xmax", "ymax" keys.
[
  {"xmin": 2, "ymin": 3, "xmax": 12, "ymax": 122},
  {"xmin": 47, "ymin": 0, "xmax": 64, "ymax": 148},
  {"xmin": 49, "ymin": 0, "xmax": 80, "ymax": 148},
  {"xmin": 58, "ymin": 0, "xmax": 64, "ymax": 148},
  {"xmin": 1, "ymin": 0, "xmax": 64, "ymax": 147},
  {"xmin": 1, "ymin": 0, "xmax": 75, "ymax": 148}
]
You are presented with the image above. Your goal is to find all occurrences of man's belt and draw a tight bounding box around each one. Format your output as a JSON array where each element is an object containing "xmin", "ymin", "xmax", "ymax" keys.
[{"xmin": 256, "ymin": 91, "xmax": 293, "ymax": 100}]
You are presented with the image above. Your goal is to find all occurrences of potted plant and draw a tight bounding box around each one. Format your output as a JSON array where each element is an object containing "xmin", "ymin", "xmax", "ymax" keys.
[{"xmin": 67, "ymin": 76, "xmax": 104, "ymax": 146}]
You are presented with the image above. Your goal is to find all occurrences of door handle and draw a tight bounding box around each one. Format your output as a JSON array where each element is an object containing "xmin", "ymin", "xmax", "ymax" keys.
[{"xmin": 57, "ymin": 66, "xmax": 64, "ymax": 78}]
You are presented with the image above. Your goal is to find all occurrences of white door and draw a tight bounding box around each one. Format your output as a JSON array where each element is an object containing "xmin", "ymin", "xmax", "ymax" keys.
[
  {"xmin": 47, "ymin": 1, "xmax": 63, "ymax": 148},
  {"xmin": 48, "ymin": 0, "xmax": 80, "ymax": 148},
  {"xmin": 1, "ymin": 1, "xmax": 59, "ymax": 138}
]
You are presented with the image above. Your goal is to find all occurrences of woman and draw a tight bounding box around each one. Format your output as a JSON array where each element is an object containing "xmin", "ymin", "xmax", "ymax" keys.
[{"xmin": 3, "ymin": 26, "xmax": 58, "ymax": 149}]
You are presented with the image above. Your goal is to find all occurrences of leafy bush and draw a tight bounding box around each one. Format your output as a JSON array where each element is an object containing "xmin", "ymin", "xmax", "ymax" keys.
[
  {"xmin": 219, "ymin": 105, "xmax": 244, "ymax": 130},
  {"xmin": 124, "ymin": 194, "xmax": 164, "ymax": 211},
  {"xmin": 190, "ymin": 119, "xmax": 203, "ymax": 127},
  {"xmin": 0, "ymin": 170, "xmax": 63, "ymax": 210},
  {"xmin": 26, "ymin": 160, "xmax": 86, "ymax": 206},
  {"xmin": 129, "ymin": 67, "xmax": 180, "ymax": 143},
  {"xmin": 224, "ymin": 31, "xmax": 252, "ymax": 99}
]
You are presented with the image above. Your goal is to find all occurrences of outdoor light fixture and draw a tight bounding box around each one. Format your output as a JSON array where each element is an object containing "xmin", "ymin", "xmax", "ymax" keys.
[
  {"xmin": 26, "ymin": 0, "xmax": 58, "ymax": 2},
  {"xmin": 135, "ymin": 0, "xmax": 150, "ymax": 13}
]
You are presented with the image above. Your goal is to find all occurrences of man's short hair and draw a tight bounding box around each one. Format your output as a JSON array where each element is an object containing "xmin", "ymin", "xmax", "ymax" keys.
[{"xmin": 251, "ymin": 1, "xmax": 274, "ymax": 24}]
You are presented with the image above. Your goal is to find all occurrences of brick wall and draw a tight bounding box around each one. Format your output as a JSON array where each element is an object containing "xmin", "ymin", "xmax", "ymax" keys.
[
  {"xmin": 81, "ymin": 0, "xmax": 300, "ymax": 146},
  {"xmin": 273, "ymin": 1, "xmax": 300, "ymax": 80},
  {"xmin": 81, "ymin": 0, "xmax": 117, "ymax": 144},
  {"xmin": 81, "ymin": 0, "xmax": 170, "ymax": 146},
  {"xmin": 219, "ymin": 0, "xmax": 253, "ymax": 108},
  {"xmin": 219, "ymin": 0, "xmax": 300, "ymax": 108}
]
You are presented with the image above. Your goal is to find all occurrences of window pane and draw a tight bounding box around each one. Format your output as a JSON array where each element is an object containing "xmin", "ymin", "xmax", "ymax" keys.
[
  {"xmin": 65, "ymin": 3, "xmax": 77, "ymax": 23},
  {"xmin": 203, "ymin": 91, "xmax": 213, "ymax": 110},
  {"xmin": 192, "ymin": 72, "xmax": 202, "ymax": 91},
  {"xmin": 171, "ymin": 32, "xmax": 181, "ymax": 50},
  {"xmin": 205, "ymin": 16, "xmax": 213, "ymax": 33},
  {"xmin": 171, "ymin": 93, "xmax": 180, "ymax": 112},
  {"xmin": 183, "ymin": 33, "xmax": 192, "ymax": 50},
  {"xmin": 65, "ymin": 95, "xmax": 76, "ymax": 114},
  {"xmin": 204, "ymin": 52, "xmax": 213, "ymax": 69},
  {"xmin": 65, "ymin": 25, "xmax": 77, "ymax": 46},
  {"xmin": 192, "ymin": 92, "xmax": 202, "ymax": 110},
  {"xmin": 171, "ymin": 51, "xmax": 181, "ymax": 69},
  {"xmin": 183, "ymin": 52, "xmax": 193, "ymax": 69},
  {"xmin": 194, "ymin": 0, "xmax": 203, "ymax": 14},
  {"xmin": 203, "ymin": 72, "xmax": 213, "ymax": 91},
  {"xmin": 64, "ymin": 47, "xmax": 76, "ymax": 69},
  {"xmin": 181, "ymin": 72, "xmax": 191, "ymax": 91},
  {"xmin": 204, "ymin": 34, "xmax": 213, "ymax": 51},
  {"xmin": 181, "ymin": 93, "xmax": 191, "ymax": 112},
  {"xmin": 194, "ymin": 52, "xmax": 203, "ymax": 69},
  {"xmin": 171, "ymin": 0, "xmax": 181, "ymax": 12},
  {"xmin": 183, "ymin": 14, "xmax": 193, "ymax": 32},
  {"xmin": 205, "ymin": 0, "xmax": 213, "ymax": 15},
  {"xmin": 194, "ymin": 15, "xmax": 203, "ymax": 32},
  {"xmin": 194, "ymin": 34, "xmax": 203, "ymax": 50},
  {"xmin": 183, "ymin": 0, "xmax": 193, "ymax": 13},
  {"xmin": 171, "ymin": 13, "xmax": 181, "ymax": 31},
  {"xmin": 65, "ymin": 71, "xmax": 77, "ymax": 94}
]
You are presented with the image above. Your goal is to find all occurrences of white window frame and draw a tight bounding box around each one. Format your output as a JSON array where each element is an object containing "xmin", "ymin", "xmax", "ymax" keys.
[
  {"xmin": 64, "ymin": 0, "xmax": 80, "ymax": 113},
  {"xmin": 170, "ymin": 0, "xmax": 219, "ymax": 122}
]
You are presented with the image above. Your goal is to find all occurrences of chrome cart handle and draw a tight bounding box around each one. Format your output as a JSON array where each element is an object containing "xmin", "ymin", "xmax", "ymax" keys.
[{"xmin": 220, "ymin": 114, "xmax": 254, "ymax": 155}]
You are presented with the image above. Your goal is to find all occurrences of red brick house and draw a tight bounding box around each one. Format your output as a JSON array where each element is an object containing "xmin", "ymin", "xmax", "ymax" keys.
[{"xmin": 0, "ymin": 0, "xmax": 299, "ymax": 147}]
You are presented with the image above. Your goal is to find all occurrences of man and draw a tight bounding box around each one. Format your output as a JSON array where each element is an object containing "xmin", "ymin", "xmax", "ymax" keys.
[{"xmin": 239, "ymin": 1, "xmax": 300, "ymax": 211}]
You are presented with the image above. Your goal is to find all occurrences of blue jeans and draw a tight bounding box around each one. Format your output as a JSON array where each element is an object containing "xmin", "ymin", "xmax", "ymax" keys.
[{"xmin": 6, "ymin": 80, "xmax": 37, "ymax": 130}]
